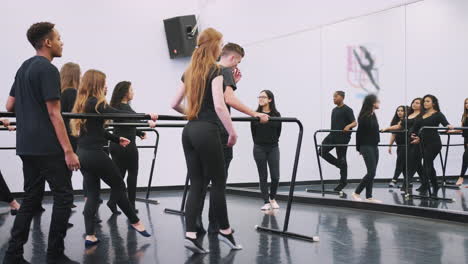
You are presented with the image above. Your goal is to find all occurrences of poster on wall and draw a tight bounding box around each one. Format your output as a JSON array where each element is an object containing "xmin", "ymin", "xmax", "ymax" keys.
[{"xmin": 347, "ymin": 44, "xmax": 382, "ymax": 98}]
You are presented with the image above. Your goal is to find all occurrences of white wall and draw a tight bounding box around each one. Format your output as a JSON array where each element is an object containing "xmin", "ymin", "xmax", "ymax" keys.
[
  {"xmin": 1, "ymin": 0, "xmax": 466, "ymax": 193},
  {"xmin": 199, "ymin": 0, "xmax": 467, "ymax": 183},
  {"xmin": 406, "ymin": 0, "xmax": 468, "ymax": 176}
]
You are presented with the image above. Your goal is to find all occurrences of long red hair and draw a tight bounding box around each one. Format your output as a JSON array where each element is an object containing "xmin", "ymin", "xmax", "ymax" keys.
[{"xmin": 183, "ymin": 28, "xmax": 223, "ymax": 120}]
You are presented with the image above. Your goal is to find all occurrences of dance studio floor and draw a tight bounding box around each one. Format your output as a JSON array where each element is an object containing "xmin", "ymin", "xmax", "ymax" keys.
[{"xmin": 1, "ymin": 191, "xmax": 468, "ymax": 264}]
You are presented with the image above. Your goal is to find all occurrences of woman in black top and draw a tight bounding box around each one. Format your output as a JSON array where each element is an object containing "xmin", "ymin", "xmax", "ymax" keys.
[
  {"xmin": 171, "ymin": 28, "xmax": 241, "ymax": 253},
  {"xmin": 382, "ymin": 99, "xmax": 425, "ymax": 193},
  {"xmin": 251, "ymin": 90, "xmax": 282, "ymax": 210},
  {"xmin": 352, "ymin": 94, "xmax": 382, "ymax": 203},
  {"xmin": 60, "ymin": 62, "xmax": 81, "ymax": 209},
  {"xmin": 71, "ymin": 69, "xmax": 157, "ymax": 247},
  {"xmin": 411, "ymin": 95, "xmax": 453, "ymax": 196},
  {"xmin": 108, "ymin": 81, "xmax": 156, "ymax": 214},
  {"xmin": 384, "ymin": 106, "xmax": 407, "ymax": 187},
  {"xmin": 0, "ymin": 119, "xmax": 21, "ymax": 215},
  {"xmin": 455, "ymin": 98, "xmax": 468, "ymax": 186},
  {"xmin": 404, "ymin": 98, "xmax": 425, "ymax": 192}
]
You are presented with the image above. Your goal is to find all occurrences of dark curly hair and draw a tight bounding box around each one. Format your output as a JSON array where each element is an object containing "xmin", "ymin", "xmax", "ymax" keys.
[
  {"xmin": 27, "ymin": 22, "xmax": 55, "ymax": 50},
  {"xmin": 423, "ymin": 94, "xmax": 441, "ymax": 112},
  {"xmin": 110, "ymin": 81, "xmax": 132, "ymax": 107}
]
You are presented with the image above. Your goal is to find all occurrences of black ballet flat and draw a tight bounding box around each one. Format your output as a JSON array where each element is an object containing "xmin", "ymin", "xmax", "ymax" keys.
[
  {"xmin": 106, "ymin": 202, "xmax": 121, "ymax": 215},
  {"xmin": 184, "ymin": 236, "xmax": 209, "ymax": 254},
  {"xmin": 129, "ymin": 225, "xmax": 151, "ymax": 237},
  {"xmin": 10, "ymin": 209, "xmax": 18, "ymax": 216},
  {"xmin": 218, "ymin": 230, "xmax": 242, "ymax": 250},
  {"xmin": 85, "ymin": 239, "xmax": 100, "ymax": 248}
]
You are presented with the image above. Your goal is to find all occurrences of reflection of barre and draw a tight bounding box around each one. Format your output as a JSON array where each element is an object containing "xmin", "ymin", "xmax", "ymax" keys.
[{"xmin": 254, "ymin": 225, "xmax": 320, "ymax": 242}]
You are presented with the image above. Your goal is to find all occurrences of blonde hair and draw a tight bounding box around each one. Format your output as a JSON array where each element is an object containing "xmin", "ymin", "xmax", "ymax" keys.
[
  {"xmin": 183, "ymin": 28, "xmax": 223, "ymax": 120},
  {"xmin": 60, "ymin": 62, "xmax": 81, "ymax": 91},
  {"xmin": 70, "ymin": 69, "xmax": 107, "ymax": 136}
]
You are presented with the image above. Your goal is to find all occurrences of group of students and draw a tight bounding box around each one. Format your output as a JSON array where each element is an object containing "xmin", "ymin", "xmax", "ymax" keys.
[
  {"xmin": 0, "ymin": 23, "xmax": 286, "ymax": 262},
  {"xmin": 4, "ymin": 20, "xmax": 466, "ymax": 262},
  {"xmin": 320, "ymin": 92, "xmax": 468, "ymax": 203}
]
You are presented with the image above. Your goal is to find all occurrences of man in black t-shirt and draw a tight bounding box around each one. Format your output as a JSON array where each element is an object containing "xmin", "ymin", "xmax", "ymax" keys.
[
  {"xmin": 319, "ymin": 91, "xmax": 356, "ymax": 191},
  {"xmin": 3, "ymin": 22, "xmax": 80, "ymax": 264}
]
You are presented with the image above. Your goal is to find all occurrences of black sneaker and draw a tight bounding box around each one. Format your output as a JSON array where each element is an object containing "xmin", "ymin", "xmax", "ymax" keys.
[
  {"xmin": 184, "ymin": 237, "xmax": 209, "ymax": 254},
  {"xmin": 218, "ymin": 231, "xmax": 242, "ymax": 250}
]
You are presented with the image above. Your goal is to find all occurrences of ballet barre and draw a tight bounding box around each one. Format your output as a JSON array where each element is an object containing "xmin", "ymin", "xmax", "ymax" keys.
[
  {"xmin": 106, "ymin": 126, "xmax": 161, "ymax": 204},
  {"xmin": 0, "ymin": 112, "xmax": 317, "ymax": 243}
]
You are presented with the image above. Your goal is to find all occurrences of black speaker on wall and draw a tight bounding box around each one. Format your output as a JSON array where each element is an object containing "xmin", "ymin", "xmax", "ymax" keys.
[{"xmin": 164, "ymin": 15, "xmax": 198, "ymax": 59}]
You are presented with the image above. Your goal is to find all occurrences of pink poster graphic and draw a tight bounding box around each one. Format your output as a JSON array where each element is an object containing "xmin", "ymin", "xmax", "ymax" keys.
[{"xmin": 347, "ymin": 45, "xmax": 381, "ymax": 97}]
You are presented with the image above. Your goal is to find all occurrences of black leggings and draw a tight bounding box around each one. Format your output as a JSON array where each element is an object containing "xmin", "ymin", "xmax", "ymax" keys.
[
  {"xmin": 0, "ymin": 170, "xmax": 14, "ymax": 203},
  {"xmin": 182, "ymin": 121, "xmax": 230, "ymax": 232},
  {"xmin": 461, "ymin": 142, "xmax": 468, "ymax": 178},
  {"xmin": 319, "ymin": 135, "xmax": 349, "ymax": 184},
  {"xmin": 406, "ymin": 143, "xmax": 425, "ymax": 185},
  {"xmin": 253, "ymin": 144, "xmax": 280, "ymax": 203},
  {"xmin": 392, "ymin": 146, "xmax": 407, "ymax": 181},
  {"xmin": 110, "ymin": 142, "xmax": 139, "ymax": 208},
  {"xmin": 422, "ymin": 142, "xmax": 442, "ymax": 189},
  {"xmin": 355, "ymin": 145, "xmax": 379, "ymax": 199},
  {"xmin": 77, "ymin": 148, "xmax": 139, "ymax": 235}
]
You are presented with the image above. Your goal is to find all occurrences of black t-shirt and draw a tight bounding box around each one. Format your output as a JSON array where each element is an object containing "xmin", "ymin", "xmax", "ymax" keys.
[
  {"xmin": 112, "ymin": 103, "xmax": 145, "ymax": 143},
  {"xmin": 251, "ymin": 111, "xmax": 282, "ymax": 146},
  {"xmin": 411, "ymin": 112, "xmax": 449, "ymax": 145},
  {"xmin": 330, "ymin": 104, "xmax": 355, "ymax": 138},
  {"xmin": 356, "ymin": 113, "xmax": 380, "ymax": 151},
  {"xmin": 181, "ymin": 66, "xmax": 225, "ymax": 126},
  {"xmin": 61, "ymin": 88, "xmax": 78, "ymax": 150},
  {"xmin": 77, "ymin": 97, "xmax": 123, "ymax": 150},
  {"xmin": 9, "ymin": 56, "xmax": 62, "ymax": 156}
]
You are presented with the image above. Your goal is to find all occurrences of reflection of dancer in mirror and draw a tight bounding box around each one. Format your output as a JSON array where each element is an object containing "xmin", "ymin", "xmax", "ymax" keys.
[
  {"xmin": 0, "ymin": 119, "xmax": 21, "ymax": 215},
  {"xmin": 452, "ymin": 98, "xmax": 468, "ymax": 186},
  {"xmin": 353, "ymin": 46, "xmax": 380, "ymax": 92}
]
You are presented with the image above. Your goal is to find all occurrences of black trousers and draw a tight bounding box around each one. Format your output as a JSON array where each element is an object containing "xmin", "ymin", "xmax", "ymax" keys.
[
  {"xmin": 0, "ymin": 170, "xmax": 14, "ymax": 203},
  {"xmin": 182, "ymin": 121, "xmax": 230, "ymax": 232},
  {"xmin": 392, "ymin": 146, "xmax": 407, "ymax": 181},
  {"xmin": 253, "ymin": 144, "xmax": 280, "ymax": 203},
  {"xmin": 355, "ymin": 145, "xmax": 379, "ymax": 199},
  {"xmin": 319, "ymin": 134, "xmax": 350, "ymax": 184},
  {"xmin": 110, "ymin": 142, "xmax": 139, "ymax": 208},
  {"xmin": 422, "ymin": 142, "xmax": 442, "ymax": 189},
  {"xmin": 461, "ymin": 141, "xmax": 468, "ymax": 178},
  {"xmin": 3, "ymin": 155, "xmax": 73, "ymax": 262},
  {"xmin": 77, "ymin": 148, "xmax": 139, "ymax": 235},
  {"xmin": 198, "ymin": 130, "xmax": 232, "ymax": 227}
]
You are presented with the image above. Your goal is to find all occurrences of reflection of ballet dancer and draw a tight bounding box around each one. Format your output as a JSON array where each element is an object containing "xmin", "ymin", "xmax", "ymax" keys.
[{"xmin": 353, "ymin": 46, "xmax": 380, "ymax": 92}]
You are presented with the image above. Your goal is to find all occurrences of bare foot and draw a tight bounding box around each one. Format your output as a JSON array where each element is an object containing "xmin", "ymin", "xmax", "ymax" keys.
[
  {"xmin": 85, "ymin": 235, "xmax": 98, "ymax": 242},
  {"xmin": 131, "ymin": 221, "xmax": 146, "ymax": 232},
  {"xmin": 456, "ymin": 177, "xmax": 464, "ymax": 186},
  {"xmin": 352, "ymin": 193, "xmax": 362, "ymax": 201},
  {"xmin": 219, "ymin": 227, "xmax": 232, "ymax": 235}
]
